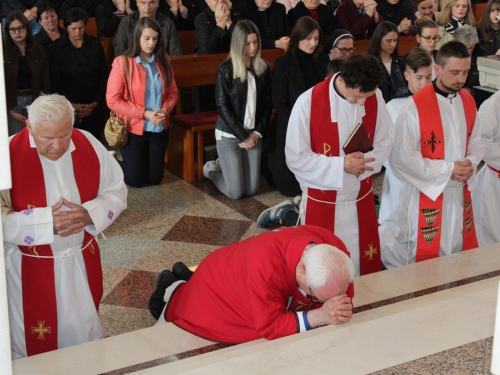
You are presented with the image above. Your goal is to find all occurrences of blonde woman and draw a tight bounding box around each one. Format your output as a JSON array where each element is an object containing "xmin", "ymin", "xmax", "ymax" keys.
[
  {"xmin": 203, "ymin": 20, "xmax": 272, "ymax": 199},
  {"xmin": 435, "ymin": 0, "xmax": 475, "ymax": 48}
]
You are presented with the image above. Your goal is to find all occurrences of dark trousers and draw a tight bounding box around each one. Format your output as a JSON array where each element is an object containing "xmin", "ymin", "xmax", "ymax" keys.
[
  {"xmin": 120, "ymin": 129, "xmax": 169, "ymax": 187},
  {"xmin": 75, "ymin": 105, "xmax": 104, "ymax": 141}
]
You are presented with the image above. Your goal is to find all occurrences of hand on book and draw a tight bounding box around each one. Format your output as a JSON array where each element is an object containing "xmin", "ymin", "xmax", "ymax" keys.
[{"xmin": 344, "ymin": 152, "xmax": 375, "ymax": 177}]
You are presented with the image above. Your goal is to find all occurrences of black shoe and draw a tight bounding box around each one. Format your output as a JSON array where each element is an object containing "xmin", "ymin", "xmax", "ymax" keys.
[
  {"xmin": 149, "ymin": 270, "xmax": 179, "ymax": 320},
  {"xmin": 172, "ymin": 262, "xmax": 194, "ymax": 281}
]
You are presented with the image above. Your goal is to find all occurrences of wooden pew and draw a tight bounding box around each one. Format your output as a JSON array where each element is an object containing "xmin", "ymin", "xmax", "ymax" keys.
[
  {"xmin": 178, "ymin": 30, "xmax": 197, "ymax": 55},
  {"xmin": 472, "ymin": 3, "xmax": 487, "ymax": 22},
  {"xmin": 166, "ymin": 49, "xmax": 285, "ymax": 182}
]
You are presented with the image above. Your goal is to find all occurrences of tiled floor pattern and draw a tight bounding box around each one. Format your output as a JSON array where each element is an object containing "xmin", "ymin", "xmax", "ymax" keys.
[
  {"xmin": 98, "ymin": 170, "xmax": 292, "ymax": 337},
  {"xmin": 370, "ymin": 337, "xmax": 493, "ymax": 375},
  {"xmin": 99, "ymin": 169, "xmax": 385, "ymax": 337}
]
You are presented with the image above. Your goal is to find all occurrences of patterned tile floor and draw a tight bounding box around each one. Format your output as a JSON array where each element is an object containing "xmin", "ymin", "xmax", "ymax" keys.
[{"xmin": 98, "ymin": 169, "xmax": 327, "ymax": 337}]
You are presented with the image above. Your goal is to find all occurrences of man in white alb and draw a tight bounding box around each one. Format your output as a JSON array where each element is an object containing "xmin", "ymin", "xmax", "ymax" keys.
[
  {"xmin": 380, "ymin": 41, "xmax": 484, "ymax": 268},
  {"xmin": 285, "ymin": 54, "xmax": 395, "ymax": 276},
  {"xmin": 472, "ymin": 89, "xmax": 500, "ymax": 246},
  {"xmin": 2, "ymin": 94, "xmax": 127, "ymax": 358}
]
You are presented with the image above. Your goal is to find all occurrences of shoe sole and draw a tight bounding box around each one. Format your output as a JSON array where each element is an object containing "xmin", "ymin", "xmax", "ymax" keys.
[{"xmin": 257, "ymin": 200, "xmax": 294, "ymax": 228}]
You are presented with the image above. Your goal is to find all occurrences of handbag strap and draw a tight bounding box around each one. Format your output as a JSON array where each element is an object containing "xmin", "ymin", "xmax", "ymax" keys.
[{"xmin": 122, "ymin": 56, "xmax": 131, "ymax": 126}]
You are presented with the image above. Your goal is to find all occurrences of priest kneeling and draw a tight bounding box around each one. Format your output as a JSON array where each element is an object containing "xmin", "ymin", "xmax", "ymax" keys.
[{"xmin": 149, "ymin": 225, "xmax": 355, "ymax": 343}]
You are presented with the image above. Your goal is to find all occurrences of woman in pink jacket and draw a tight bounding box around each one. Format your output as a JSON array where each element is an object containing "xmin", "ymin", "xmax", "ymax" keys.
[{"xmin": 107, "ymin": 16, "xmax": 178, "ymax": 187}]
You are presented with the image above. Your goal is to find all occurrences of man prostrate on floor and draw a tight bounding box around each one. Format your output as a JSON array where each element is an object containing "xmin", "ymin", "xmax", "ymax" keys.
[
  {"xmin": 380, "ymin": 41, "xmax": 484, "ymax": 268},
  {"xmin": 2, "ymin": 94, "xmax": 127, "ymax": 358},
  {"xmin": 149, "ymin": 225, "xmax": 355, "ymax": 342}
]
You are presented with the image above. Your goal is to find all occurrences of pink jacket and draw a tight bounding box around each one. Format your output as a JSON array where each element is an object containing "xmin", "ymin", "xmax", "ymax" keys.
[{"xmin": 106, "ymin": 55, "xmax": 179, "ymax": 136}]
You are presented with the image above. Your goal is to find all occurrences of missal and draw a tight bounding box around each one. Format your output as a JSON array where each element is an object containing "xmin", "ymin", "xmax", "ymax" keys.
[{"xmin": 342, "ymin": 122, "xmax": 373, "ymax": 154}]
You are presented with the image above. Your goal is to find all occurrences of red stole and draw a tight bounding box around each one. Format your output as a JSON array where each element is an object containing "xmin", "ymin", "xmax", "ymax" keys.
[
  {"xmin": 413, "ymin": 85, "xmax": 478, "ymax": 262},
  {"xmin": 304, "ymin": 75, "xmax": 381, "ymax": 275},
  {"xmin": 9, "ymin": 128, "xmax": 103, "ymax": 356}
]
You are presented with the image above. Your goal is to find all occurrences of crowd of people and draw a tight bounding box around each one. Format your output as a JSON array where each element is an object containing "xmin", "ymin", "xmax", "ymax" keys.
[{"xmin": 2, "ymin": 0, "xmax": 500, "ymax": 362}]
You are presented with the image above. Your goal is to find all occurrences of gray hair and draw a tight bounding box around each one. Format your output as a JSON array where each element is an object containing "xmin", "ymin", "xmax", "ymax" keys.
[
  {"xmin": 453, "ymin": 25, "xmax": 479, "ymax": 47},
  {"xmin": 303, "ymin": 244, "xmax": 355, "ymax": 291},
  {"xmin": 27, "ymin": 94, "xmax": 75, "ymax": 128}
]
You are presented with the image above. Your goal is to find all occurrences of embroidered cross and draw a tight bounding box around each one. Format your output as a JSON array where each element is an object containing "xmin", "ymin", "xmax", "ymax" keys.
[
  {"xmin": 424, "ymin": 131, "xmax": 441, "ymax": 153},
  {"xmin": 24, "ymin": 235, "xmax": 34, "ymax": 245},
  {"xmin": 107, "ymin": 210, "xmax": 114, "ymax": 220},
  {"xmin": 365, "ymin": 244, "xmax": 378, "ymax": 260},
  {"xmin": 31, "ymin": 320, "xmax": 51, "ymax": 340}
]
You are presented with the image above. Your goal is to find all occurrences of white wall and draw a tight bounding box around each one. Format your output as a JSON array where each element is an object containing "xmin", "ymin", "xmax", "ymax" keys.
[{"xmin": 0, "ymin": 28, "xmax": 14, "ymax": 374}]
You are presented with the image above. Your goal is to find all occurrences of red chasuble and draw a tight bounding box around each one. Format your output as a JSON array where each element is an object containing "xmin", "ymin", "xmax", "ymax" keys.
[
  {"xmin": 165, "ymin": 226, "xmax": 354, "ymax": 343},
  {"xmin": 413, "ymin": 85, "xmax": 478, "ymax": 262},
  {"xmin": 9, "ymin": 128, "xmax": 103, "ymax": 356},
  {"xmin": 304, "ymin": 75, "xmax": 381, "ymax": 275}
]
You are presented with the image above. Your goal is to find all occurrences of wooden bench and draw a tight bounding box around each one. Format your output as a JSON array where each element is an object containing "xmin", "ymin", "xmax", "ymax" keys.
[
  {"xmin": 472, "ymin": 3, "xmax": 487, "ymax": 22},
  {"xmin": 166, "ymin": 49, "xmax": 285, "ymax": 182}
]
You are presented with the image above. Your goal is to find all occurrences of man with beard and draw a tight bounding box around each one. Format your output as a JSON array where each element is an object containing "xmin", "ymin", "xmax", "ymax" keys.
[{"xmin": 380, "ymin": 41, "xmax": 484, "ymax": 269}]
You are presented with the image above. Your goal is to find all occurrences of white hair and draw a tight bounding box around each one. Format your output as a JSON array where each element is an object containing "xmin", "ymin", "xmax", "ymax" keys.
[
  {"xmin": 303, "ymin": 244, "xmax": 356, "ymax": 291},
  {"xmin": 27, "ymin": 94, "xmax": 75, "ymax": 128}
]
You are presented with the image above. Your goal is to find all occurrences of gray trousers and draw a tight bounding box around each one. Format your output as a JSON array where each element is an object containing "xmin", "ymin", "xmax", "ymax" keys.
[{"xmin": 209, "ymin": 136, "xmax": 262, "ymax": 200}]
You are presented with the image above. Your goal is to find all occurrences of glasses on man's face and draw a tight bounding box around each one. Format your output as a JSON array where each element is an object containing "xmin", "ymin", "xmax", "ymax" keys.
[
  {"xmin": 334, "ymin": 46, "xmax": 355, "ymax": 55},
  {"xmin": 9, "ymin": 26, "xmax": 26, "ymax": 34},
  {"xmin": 419, "ymin": 34, "xmax": 441, "ymax": 42},
  {"xmin": 307, "ymin": 285, "xmax": 324, "ymax": 304}
]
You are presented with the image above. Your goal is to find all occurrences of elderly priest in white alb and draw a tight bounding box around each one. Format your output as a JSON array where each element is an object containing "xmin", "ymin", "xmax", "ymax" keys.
[{"xmin": 1, "ymin": 94, "xmax": 127, "ymax": 359}]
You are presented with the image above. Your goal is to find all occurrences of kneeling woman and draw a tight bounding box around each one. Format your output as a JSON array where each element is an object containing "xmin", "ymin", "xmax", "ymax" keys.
[
  {"xmin": 204, "ymin": 20, "xmax": 272, "ymax": 200},
  {"xmin": 107, "ymin": 17, "xmax": 179, "ymax": 187}
]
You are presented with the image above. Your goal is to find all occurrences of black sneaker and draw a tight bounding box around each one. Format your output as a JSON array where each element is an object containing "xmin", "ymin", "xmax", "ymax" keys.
[
  {"xmin": 172, "ymin": 262, "xmax": 194, "ymax": 281},
  {"xmin": 149, "ymin": 270, "xmax": 179, "ymax": 320},
  {"xmin": 257, "ymin": 200, "xmax": 295, "ymax": 228}
]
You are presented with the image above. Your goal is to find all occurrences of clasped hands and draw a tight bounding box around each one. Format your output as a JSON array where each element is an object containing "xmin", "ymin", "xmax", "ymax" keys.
[
  {"xmin": 215, "ymin": 1, "xmax": 231, "ymax": 28},
  {"xmin": 398, "ymin": 17, "xmax": 412, "ymax": 34},
  {"xmin": 239, "ymin": 133, "xmax": 260, "ymax": 150},
  {"xmin": 308, "ymin": 294, "xmax": 353, "ymax": 327},
  {"xmin": 451, "ymin": 159, "xmax": 474, "ymax": 182},
  {"xmin": 144, "ymin": 108, "xmax": 167, "ymax": 126},
  {"xmin": 73, "ymin": 102, "xmax": 98, "ymax": 118},
  {"xmin": 344, "ymin": 151, "xmax": 375, "ymax": 177},
  {"xmin": 52, "ymin": 198, "xmax": 92, "ymax": 237}
]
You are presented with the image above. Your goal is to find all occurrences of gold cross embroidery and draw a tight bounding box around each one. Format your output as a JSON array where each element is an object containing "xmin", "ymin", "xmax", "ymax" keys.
[
  {"xmin": 31, "ymin": 321, "xmax": 52, "ymax": 340},
  {"xmin": 365, "ymin": 244, "xmax": 378, "ymax": 260}
]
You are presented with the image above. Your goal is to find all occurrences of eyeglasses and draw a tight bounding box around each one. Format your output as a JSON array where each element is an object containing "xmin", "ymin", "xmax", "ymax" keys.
[
  {"xmin": 334, "ymin": 46, "xmax": 355, "ymax": 55},
  {"xmin": 307, "ymin": 285, "xmax": 324, "ymax": 304},
  {"xmin": 9, "ymin": 26, "xmax": 26, "ymax": 34},
  {"xmin": 419, "ymin": 34, "xmax": 441, "ymax": 42}
]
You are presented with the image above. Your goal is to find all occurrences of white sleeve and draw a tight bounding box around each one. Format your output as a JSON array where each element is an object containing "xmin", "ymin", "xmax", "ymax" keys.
[
  {"xmin": 360, "ymin": 90, "xmax": 395, "ymax": 179},
  {"xmin": 1, "ymin": 190, "xmax": 54, "ymax": 246},
  {"xmin": 79, "ymin": 133, "xmax": 127, "ymax": 235},
  {"xmin": 477, "ymin": 94, "xmax": 500, "ymax": 169},
  {"xmin": 285, "ymin": 90, "xmax": 345, "ymax": 191}
]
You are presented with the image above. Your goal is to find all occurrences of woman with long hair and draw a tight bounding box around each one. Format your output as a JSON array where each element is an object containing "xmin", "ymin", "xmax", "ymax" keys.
[
  {"xmin": 203, "ymin": 20, "xmax": 272, "ymax": 199},
  {"xmin": 477, "ymin": 0, "xmax": 500, "ymax": 55},
  {"xmin": 435, "ymin": 0, "xmax": 475, "ymax": 48},
  {"xmin": 3, "ymin": 11, "xmax": 50, "ymax": 136},
  {"xmin": 367, "ymin": 21, "xmax": 406, "ymax": 102},
  {"xmin": 415, "ymin": 19, "xmax": 440, "ymax": 79},
  {"xmin": 267, "ymin": 16, "xmax": 328, "ymax": 198},
  {"xmin": 107, "ymin": 16, "xmax": 179, "ymax": 187}
]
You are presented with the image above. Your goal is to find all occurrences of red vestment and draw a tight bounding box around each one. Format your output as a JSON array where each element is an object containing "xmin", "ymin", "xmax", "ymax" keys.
[{"xmin": 165, "ymin": 225, "xmax": 354, "ymax": 343}]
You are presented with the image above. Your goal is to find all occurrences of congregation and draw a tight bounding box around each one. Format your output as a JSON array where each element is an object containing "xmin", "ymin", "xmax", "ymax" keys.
[{"xmin": 2, "ymin": 0, "xmax": 500, "ymax": 362}]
